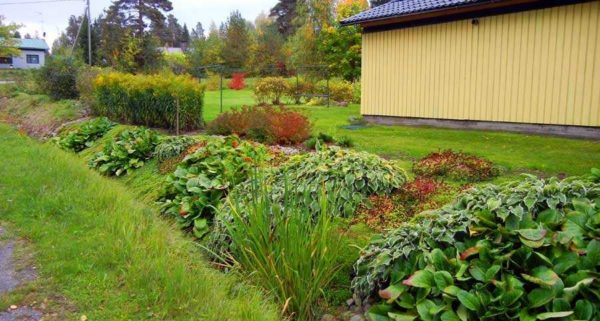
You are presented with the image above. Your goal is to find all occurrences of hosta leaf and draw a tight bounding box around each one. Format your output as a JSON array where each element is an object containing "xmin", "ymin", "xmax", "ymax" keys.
[
  {"xmin": 527, "ymin": 288, "xmax": 555, "ymax": 308},
  {"xmin": 440, "ymin": 311, "xmax": 461, "ymax": 321},
  {"xmin": 403, "ymin": 270, "xmax": 434, "ymax": 288},
  {"xmin": 379, "ymin": 284, "xmax": 406, "ymax": 303},
  {"xmin": 388, "ymin": 313, "xmax": 417, "ymax": 321},
  {"xmin": 536, "ymin": 311, "xmax": 573, "ymax": 320},
  {"xmin": 434, "ymin": 271, "xmax": 454, "ymax": 289},
  {"xmin": 457, "ymin": 290, "xmax": 480, "ymax": 312},
  {"xmin": 574, "ymin": 300, "xmax": 594, "ymax": 320},
  {"xmin": 522, "ymin": 267, "xmax": 560, "ymax": 287},
  {"xmin": 517, "ymin": 229, "xmax": 547, "ymax": 241}
]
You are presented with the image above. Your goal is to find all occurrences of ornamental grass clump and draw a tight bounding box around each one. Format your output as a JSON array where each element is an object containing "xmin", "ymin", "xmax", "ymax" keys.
[
  {"xmin": 93, "ymin": 72, "xmax": 204, "ymax": 130},
  {"xmin": 223, "ymin": 177, "xmax": 342, "ymax": 321},
  {"xmin": 414, "ymin": 150, "xmax": 500, "ymax": 181},
  {"xmin": 157, "ymin": 136, "xmax": 270, "ymax": 238},
  {"xmin": 352, "ymin": 173, "xmax": 600, "ymax": 321},
  {"xmin": 53, "ymin": 117, "xmax": 115, "ymax": 152},
  {"xmin": 89, "ymin": 127, "xmax": 160, "ymax": 176}
]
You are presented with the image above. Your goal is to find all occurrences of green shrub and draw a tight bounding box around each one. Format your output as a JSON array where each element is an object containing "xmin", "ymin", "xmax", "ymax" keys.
[
  {"xmin": 336, "ymin": 135, "xmax": 355, "ymax": 148},
  {"xmin": 286, "ymin": 77, "xmax": 316, "ymax": 104},
  {"xmin": 414, "ymin": 150, "xmax": 500, "ymax": 182},
  {"xmin": 93, "ymin": 72, "xmax": 204, "ymax": 130},
  {"xmin": 353, "ymin": 174, "xmax": 600, "ymax": 321},
  {"xmin": 76, "ymin": 66, "xmax": 103, "ymax": 108},
  {"xmin": 36, "ymin": 55, "xmax": 80, "ymax": 100},
  {"xmin": 325, "ymin": 79, "xmax": 354, "ymax": 104},
  {"xmin": 207, "ymin": 105, "xmax": 311, "ymax": 145},
  {"xmin": 158, "ymin": 136, "xmax": 270, "ymax": 238},
  {"xmin": 155, "ymin": 135, "xmax": 199, "ymax": 162},
  {"xmin": 203, "ymin": 72, "xmax": 221, "ymax": 91},
  {"xmin": 223, "ymin": 177, "xmax": 342, "ymax": 321},
  {"xmin": 53, "ymin": 117, "xmax": 115, "ymax": 152},
  {"xmin": 254, "ymin": 77, "xmax": 290, "ymax": 105},
  {"xmin": 89, "ymin": 127, "xmax": 160, "ymax": 176}
]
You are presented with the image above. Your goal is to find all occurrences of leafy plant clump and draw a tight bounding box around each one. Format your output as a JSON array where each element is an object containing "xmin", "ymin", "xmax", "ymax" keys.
[
  {"xmin": 224, "ymin": 178, "xmax": 342, "ymax": 321},
  {"xmin": 89, "ymin": 127, "xmax": 160, "ymax": 176},
  {"xmin": 353, "ymin": 174, "xmax": 600, "ymax": 321},
  {"xmin": 158, "ymin": 136, "xmax": 270, "ymax": 238},
  {"xmin": 254, "ymin": 77, "xmax": 290, "ymax": 105},
  {"xmin": 414, "ymin": 150, "xmax": 500, "ymax": 181},
  {"xmin": 155, "ymin": 135, "xmax": 199, "ymax": 162},
  {"xmin": 53, "ymin": 117, "xmax": 115, "ymax": 152},
  {"xmin": 207, "ymin": 105, "xmax": 311, "ymax": 145}
]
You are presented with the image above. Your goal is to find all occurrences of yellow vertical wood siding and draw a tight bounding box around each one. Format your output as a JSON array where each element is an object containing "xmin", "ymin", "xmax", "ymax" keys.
[{"xmin": 361, "ymin": 1, "xmax": 600, "ymax": 127}]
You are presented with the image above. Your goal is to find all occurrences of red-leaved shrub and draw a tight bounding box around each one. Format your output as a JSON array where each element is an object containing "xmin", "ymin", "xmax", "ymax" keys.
[
  {"xmin": 228, "ymin": 73, "xmax": 246, "ymax": 90},
  {"xmin": 413, "ymin": 150, "xmax": 499, "ymax": 181},
  {"xmin": 207, "ymin": 105, "xmax": 311, "ymax": 145}
]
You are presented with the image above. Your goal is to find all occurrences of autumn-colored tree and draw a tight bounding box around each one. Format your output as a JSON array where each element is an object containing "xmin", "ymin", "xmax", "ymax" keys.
[
  {"xmin": 222, "ymin": 11, "xmax": 251, "ymax": 69},
  {"xmin": 317, "ymin": 0, "xmax": 368, "ymax": 81},
  {"xmin": 0, "ymin": 16, "xmax": 20, "ymax": 57}
]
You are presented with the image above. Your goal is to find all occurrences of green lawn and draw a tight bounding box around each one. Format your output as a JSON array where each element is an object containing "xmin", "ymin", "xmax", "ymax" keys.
[
  {"xmin": 205, "ymin": 89, "xmax": 600, "ymax": 176},
  {"xmin": 0, "ymin": 124, "xmax": 279, "ymax": 321}
]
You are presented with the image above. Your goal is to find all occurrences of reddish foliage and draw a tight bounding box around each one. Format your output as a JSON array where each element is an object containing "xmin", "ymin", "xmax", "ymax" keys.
[
  {"xmin": 402, "ymin": 177, "xmax": 444, "ymax": 202},
  {"xmin": 413, "ymin": 150, "xmax": 499, "ymax": 181},
  {"xmin": 207, "ymin": 105, "xmax": 311, "ymax": 145},
  {"xmin": 228, "ymin": 73, "xmax": 246, "ymax": 90}
]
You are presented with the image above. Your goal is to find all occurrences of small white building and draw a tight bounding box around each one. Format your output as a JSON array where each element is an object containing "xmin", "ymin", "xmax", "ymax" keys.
[{"xmin": 0, "ymin": 38, "xmax": 49, "ymax": 69}]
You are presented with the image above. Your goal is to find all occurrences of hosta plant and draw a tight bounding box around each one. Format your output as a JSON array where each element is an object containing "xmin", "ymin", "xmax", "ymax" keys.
[
  {"xmin": 155, "ymin": 135, "xmax": 199, "ymax": 162},
  {"xmin": 210, "ymin": 146, "xmax": 407, "ymax": 253},
  {"xmin": 89, "ymin": 127, "xmax": 160, "ymax": 176},
  {"xmin": 53, "ymin": 117, "xmax": 115, "ymax": 152},
  {"xmin": 157, "ymin": 136, "xmax": 270, "ymax": 238},
  {"xmin": 353, "ymin": 174, "xmax": 600, "ymax": 321}
]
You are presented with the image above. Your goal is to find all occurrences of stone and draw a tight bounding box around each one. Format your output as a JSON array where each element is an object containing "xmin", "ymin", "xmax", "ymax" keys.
[{"xmin": 349, "ymin": 314, "xmax": 365, "ymax": 321}]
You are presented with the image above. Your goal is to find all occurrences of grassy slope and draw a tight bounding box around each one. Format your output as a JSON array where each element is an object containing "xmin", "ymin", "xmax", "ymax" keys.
[
  {"xmin": 0, "ymin": 124, "xmax": 279, "ymax": 321},
  {"xmin": 204, "ymin": 89, "xmax": 600, "ymax": 176}
]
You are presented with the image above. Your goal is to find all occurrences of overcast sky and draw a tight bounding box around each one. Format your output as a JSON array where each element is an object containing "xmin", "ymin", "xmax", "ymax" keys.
[{"xmin": 2, "ymin": 0, "xmax": 278, "ymax": 49}]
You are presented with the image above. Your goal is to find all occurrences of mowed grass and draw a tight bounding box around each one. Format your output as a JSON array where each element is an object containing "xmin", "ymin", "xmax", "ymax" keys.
[
  {"xmin": 204, "ymin": 89, "xmax": 600, "ymax": 176},
  {"xmin": 0, "ymin": 124, "xmax": 279, "ymax": 321}
]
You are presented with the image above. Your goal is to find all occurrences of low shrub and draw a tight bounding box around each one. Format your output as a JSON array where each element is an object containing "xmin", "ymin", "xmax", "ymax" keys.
[
  {"xmin": 36, "ymin": 55, "xmax": 80, "ymax": 100},
  {"xmin": 228, "ymin": 73, "xmax": 246, "ymax": 90},
  {"xmin": 254, "ymin": 77, "xmax": 290, "ymax": 105},
  {"xmin": 76, "ymin": 66, "xmax": 103, "ymax": 108},
  {"xmin": 155, "ymin": 135, "xmax": 199, "ymax": 162},
  {"xmin": 337, "ymin": 136, "xmax": 355, "ymax": 148},
  {"xmin": 286, "ymin": 77, "xmax": 316, "ymax": 104},
  {"xmin": 352, "ymin": 81, "xmax": 361, "ymax": 104},
  {"xmin": 162, "ymin": 52, "xmax": 189, "ymax": 75},
  {"xmin": 353, "ymin": 174, "xmax": 600, "ymax": 321},
  {"xmin": 53, "ymin": 117, "xmax": 115, "ymax": 152},
  {"xmin": 158, "ymin": 136, "xmax": 270, "ymax": 238},
  {"xmin": 93, "ymin": 72, "xmax": 204, "ymax": 130},
  {"xmin": 414, "ymin": 150, "xmax": 500, "ymax": 181},
  {"xmin": 89, "ymin": 127, "xmax": 160, "ymax": 176},
  {"xmin": 224, "ymin": 178, "xmax": 342, "ymax": 321},
  {"xmin": 325, "ymin": 79, "xmax": 354, "ymax": 104},
  {"xmin": 203, "ymin": 72, "xmax": 221, "ymax": 91},
  {"xmin": 207, "ymin": 105, "xmax": 311, "ymax": 145}
]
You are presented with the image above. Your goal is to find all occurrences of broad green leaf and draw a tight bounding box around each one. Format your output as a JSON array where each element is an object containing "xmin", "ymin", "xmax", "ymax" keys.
[
  {"xmin": 403, "ymin": 270, "xmax": 434, "ymax": 288},
  {"xmin": 527, "ymin": 288, "xmax": 555, "ymax": 308},
  {"xmin": 536, "ymin": 311, "xmax": 573, "ymax": 320},
  {"xmin": 457, "ymin": 290, "xmax": 480, "ymax": 312},
  {"xmin": 434, "ymin": 271, "xmax": 454, "ymax": 289},
  {"xmin": 379, "ymin": 284, "xmax": 406, "ymax": 303},
  {"xmin": 440, "ymin": 310, "xmax": 461, "ymax": 321},
  {"xmin": 574, "ymin": 300, "xmax": 594, "ymax": 320},
  {"xmin": 388, "ymin": 313, "xmax": 417, "ymax": 321}
]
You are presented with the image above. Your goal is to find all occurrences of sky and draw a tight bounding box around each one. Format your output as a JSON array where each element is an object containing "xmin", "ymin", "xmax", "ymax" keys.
[{"xmin": 1, "ymin": 0, "xmax": 278, "ymax": 49}]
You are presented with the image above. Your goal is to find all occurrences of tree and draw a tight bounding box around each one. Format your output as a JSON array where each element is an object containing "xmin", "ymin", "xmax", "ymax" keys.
[
  {"xmin": 112, "ymin": 0, "xmax": 173, "ymax": 37},
  {"xmin": 201, "ymin": 22, "xmax": 224, "ymax": 66},
  {"xmin": 287, "ymin": 0, "xmax": 334, "ymax": 69},
  {"xmin": 191, "ymin": 22, "xmax": 205, "ymax": 40},
  {"xmin": 269, "ymin": 0, "xmax": 297, "ymax": 37},
  {"xmin": 317, "ymin": 0, "xmax": 368, "ymax": 81},
  {"xmin": 249, "ymin": 13, "xmax": 286, "ymax": 75},
  {"xmin": 221, "ymin": 11, "xmax": 251, "ymax": 69},
  {"xmin": 97, "ymin": 5, "xmax": 128, "ymax": 67},
  {"xmin": 13, "ymin": 30, "xmax": 21, "ymax": 38},
  {"xmin": 181, "ymin": 24, "xmax": 190, "ymax": 46},
  {"xmin": 0, "ymin": 16, "xmax": 20, "ymax": 57}
]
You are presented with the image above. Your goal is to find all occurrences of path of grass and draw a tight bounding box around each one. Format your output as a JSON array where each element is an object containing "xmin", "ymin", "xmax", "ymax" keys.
[
  {"xmin": 0, "ymin": 124, "xmax": 279, "ymax": 321},
  {"xmin": 204, "ymin": 89, "xmax": 600, "ymax": 176}
]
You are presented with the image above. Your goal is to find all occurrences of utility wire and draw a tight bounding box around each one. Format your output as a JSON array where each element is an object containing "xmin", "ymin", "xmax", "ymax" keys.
[{"xmin": 0, "ymin": 0, "xmax": 83, "ymax": 5}]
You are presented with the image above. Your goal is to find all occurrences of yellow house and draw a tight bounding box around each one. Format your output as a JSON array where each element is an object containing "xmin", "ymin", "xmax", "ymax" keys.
[{"xmin": 342, "ymin": 0, "xmax": 600, "ymax": 139}]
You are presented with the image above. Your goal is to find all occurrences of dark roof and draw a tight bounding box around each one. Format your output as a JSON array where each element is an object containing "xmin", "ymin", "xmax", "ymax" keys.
[{"xmin": 341, "ymin": 0, "xmax": 488, "ymax": 25}]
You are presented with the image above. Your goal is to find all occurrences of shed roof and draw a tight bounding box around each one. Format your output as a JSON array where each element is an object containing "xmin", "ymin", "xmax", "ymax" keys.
[
  {"xmin": 17, "ymin": 38, "xmax": 49, "ymax": 51},
  {"xmin": 341, "ymin": 0, "xmax": 489, "ymax": 25}
]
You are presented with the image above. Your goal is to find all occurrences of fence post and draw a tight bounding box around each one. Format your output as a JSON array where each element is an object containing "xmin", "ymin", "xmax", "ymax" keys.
[
  {"xmin": 220, "ymin": 71, "xmax": 224, "ymax": 113},
  {"xmin": 326, "ymin": 73, "xmax": 330, "ymax": 108},
  {"xmin": 296, "ymin": 72, "xmax": 300, "ymax": 105},
  {"xmin": 176, "ymin": 98, "xmax": 180, "ymax": 136}
]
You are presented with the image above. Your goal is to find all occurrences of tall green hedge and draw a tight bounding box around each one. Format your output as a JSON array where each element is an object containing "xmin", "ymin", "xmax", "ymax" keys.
[{"xmin": 93, "ymin": 72, "xmax": 204, "ymax": 130}]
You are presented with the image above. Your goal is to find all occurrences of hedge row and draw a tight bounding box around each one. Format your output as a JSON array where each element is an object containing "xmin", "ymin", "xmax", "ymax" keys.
[{"xmin": 93, "ymin": 72, "xmax": 204, "ymax": 130}]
